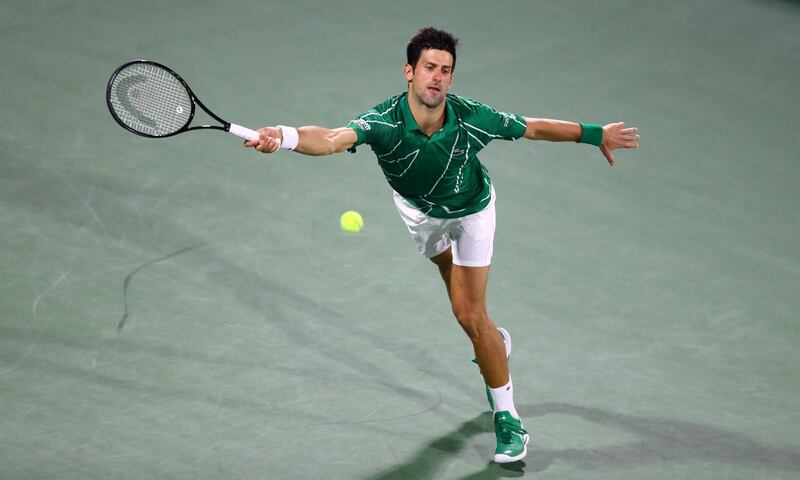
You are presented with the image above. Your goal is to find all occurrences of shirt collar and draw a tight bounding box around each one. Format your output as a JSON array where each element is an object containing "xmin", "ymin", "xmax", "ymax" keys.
[{"xmin": 400, "ymin": 92, "xmax": 458, "ymax": 135}]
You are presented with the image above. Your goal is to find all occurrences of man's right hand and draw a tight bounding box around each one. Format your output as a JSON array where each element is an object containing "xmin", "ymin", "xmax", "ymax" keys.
[{"xmin": 244, "ymin": 127, "xmax": 283, "ymax": 153}]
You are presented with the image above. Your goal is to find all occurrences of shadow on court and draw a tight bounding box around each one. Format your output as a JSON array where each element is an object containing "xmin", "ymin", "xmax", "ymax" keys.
[
  {"xmin": 368, "ymin": 403, "xmax": 800, "ymax": 479},
  {"xmin": 366, "ymin": 412, "xmax": 526, "ymax": 480}
]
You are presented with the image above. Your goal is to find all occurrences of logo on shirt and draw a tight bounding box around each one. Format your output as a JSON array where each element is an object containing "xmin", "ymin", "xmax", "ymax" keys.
[
  {"xmin": 453, "ymin": 148, "xmax": 466, "ymax": 157},
  {"xmin": 500, "ymin": 112, "xmax": 512, "ymax": 128},
  {"xmin": 354, "ymin": 118, "xmax": 371, "ymax": 131}
]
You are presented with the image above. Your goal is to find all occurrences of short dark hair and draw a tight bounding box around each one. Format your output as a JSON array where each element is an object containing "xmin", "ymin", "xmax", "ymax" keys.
[{"xmin": 406, "ymin": 27, "xmax": 460, "ymax": 70}]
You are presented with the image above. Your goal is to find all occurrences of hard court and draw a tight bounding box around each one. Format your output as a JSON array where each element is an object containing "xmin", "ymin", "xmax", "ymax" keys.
[{"xmin": 1, "ymin": 0, "xmax": 799, "ymax": 478}]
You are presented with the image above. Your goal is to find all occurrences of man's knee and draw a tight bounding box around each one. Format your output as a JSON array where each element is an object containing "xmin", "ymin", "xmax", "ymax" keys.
[{"xmin": 452, "ymin": 304, "xmax": 490, "ymax": 339}]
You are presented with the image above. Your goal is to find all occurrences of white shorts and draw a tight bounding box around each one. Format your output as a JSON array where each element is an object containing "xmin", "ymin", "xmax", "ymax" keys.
[{"xmin": 393, "ymin": 187, "xmax": 496, "ymax": 267}]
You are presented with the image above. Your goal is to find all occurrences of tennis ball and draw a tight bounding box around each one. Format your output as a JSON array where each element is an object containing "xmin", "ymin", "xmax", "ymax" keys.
[{"xmin": 340, "ymin": 210, "xmax": 363, "ymax": 233}]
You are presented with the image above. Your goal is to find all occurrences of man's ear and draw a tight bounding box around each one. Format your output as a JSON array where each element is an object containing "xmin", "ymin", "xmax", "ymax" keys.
[{"xmin": 403, "ymin": 63, "xmax": 413, "ymax": 82}]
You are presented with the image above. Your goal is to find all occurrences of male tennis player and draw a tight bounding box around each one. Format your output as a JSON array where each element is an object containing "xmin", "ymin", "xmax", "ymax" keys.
[{"xmin": 245, "ymin": 27, "xmax": 639, "ymax": 463}]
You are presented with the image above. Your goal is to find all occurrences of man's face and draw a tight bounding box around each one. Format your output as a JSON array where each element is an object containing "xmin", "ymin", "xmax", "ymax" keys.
[{"xmin": 404, "ymin": 48, "xmax": 454, "ymax": 109}]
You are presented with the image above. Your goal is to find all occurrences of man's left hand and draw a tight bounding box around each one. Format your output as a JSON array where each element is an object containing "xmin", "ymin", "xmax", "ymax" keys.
[{"xmin": 601, "ymin": 122, "xmax": 640, "ymax": 166}]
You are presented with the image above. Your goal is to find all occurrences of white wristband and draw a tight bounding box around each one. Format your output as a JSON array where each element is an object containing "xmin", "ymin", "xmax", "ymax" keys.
[{"xmin": 278, "ymin": 125, "xmax": 299, "ymax": 150}]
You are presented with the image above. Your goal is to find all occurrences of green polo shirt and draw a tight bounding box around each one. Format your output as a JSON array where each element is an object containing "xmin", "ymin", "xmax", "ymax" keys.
[{"xmin": 346, "ymin": 92, "xmax": 527, "ymax": 218}]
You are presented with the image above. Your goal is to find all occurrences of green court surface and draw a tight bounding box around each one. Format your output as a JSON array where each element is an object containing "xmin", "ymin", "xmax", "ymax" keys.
[{"xmin": 2, "ymin": 0, "xmax": 799, "ymax": 478}]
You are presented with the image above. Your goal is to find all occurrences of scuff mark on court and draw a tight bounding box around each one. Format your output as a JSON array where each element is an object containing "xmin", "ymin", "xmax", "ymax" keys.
[{"xmin": 118, "ymin": 244, "xmax": 203, "ymax": 332}]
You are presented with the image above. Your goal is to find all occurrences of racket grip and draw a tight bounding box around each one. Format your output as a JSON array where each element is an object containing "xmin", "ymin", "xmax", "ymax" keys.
[{"xmin": 228, "ymin": 123, "xmax": 261, "ymax": 142}]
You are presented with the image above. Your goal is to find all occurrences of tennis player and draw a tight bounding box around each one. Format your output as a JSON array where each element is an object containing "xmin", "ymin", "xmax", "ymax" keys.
[{"xmin": 245, "ymin": 27, "xmax": 639, "ymax": 463}]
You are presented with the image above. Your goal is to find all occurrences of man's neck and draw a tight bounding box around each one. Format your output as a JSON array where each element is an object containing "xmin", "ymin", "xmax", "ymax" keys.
[{"xmin": 407, "ymin": 91, "xmax": 446, "ymax": 137}]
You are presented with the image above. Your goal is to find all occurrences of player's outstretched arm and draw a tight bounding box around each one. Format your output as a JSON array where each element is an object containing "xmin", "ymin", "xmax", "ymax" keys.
[
  {"xmin": 244, "ymin": 126, "xmax": 358, "ymax": 156},
  {"xmin": 523, "ymin": 118, "xmax": 640, "ymax": 166}
]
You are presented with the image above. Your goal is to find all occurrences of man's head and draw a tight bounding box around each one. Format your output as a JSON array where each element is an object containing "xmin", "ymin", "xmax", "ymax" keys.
[
  {"xmin": 406, "ymin": 27, "xmax": 460, "ymax": 71},
  {"xmin": 404, "ymin": 27, "xmax": 460, "ymax": 109}
]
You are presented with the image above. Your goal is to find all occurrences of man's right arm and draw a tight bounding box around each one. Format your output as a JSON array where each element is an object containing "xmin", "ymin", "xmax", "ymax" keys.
[{"xmin": 244, "ymin": 126, "xmax": 358, "ymax": 156}]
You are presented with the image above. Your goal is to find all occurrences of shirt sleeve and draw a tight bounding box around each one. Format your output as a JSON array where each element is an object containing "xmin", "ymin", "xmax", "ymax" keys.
[
  {"xmin": 345, "ymin": 115, "xmax": 374, "ymax": 146},
  {"xmin": 464, "ymin": 99, "xmax": 527, "ymax": 144},
  {"xmin": 346, "ymin": 96, "xmax": 402, "ymax": 147}
]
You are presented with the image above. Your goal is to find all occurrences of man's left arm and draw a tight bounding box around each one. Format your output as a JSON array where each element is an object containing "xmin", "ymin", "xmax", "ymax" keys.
[{"xmin": 523, "ymin": 118, "xmax": 640, "ymax": 166}]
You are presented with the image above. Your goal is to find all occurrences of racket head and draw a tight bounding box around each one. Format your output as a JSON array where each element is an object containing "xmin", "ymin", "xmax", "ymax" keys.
[{"xmin": 106, "ymin": 60, "xmax": 195, "ymax": 138}]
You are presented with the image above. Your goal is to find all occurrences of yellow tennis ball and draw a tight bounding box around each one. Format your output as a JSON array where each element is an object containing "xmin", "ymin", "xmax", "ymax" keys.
[{"xmin": 340, "ymin": 210, "xmax": 363, "ymax": 233}]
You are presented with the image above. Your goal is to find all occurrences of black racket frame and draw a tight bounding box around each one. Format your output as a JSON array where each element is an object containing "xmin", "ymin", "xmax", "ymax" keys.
[{"xmin": 106, "ymin": 59, "xmax": 232, "ymax": 139}]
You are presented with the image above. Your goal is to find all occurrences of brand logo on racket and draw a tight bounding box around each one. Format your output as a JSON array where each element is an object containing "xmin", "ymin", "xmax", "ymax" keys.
[{"xmin": 114, "ymin": 74, "xmax": 157, "ymax": 129}]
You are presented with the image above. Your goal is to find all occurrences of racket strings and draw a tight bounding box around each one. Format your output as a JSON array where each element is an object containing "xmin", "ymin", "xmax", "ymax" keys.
[{"xmin": 109, "ymin": 63, "xmax": 192, "ymax": 136}]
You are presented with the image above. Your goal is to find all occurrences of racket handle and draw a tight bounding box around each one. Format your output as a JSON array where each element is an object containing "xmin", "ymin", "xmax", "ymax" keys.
[{"xmin": 228, "ymin": 123, "xmax": 260, "ymax": 142}]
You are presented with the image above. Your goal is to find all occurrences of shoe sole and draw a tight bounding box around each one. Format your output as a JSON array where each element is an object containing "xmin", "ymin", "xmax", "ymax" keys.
[
  {"xmin": 493, "ymin": 433, "xmax": 529, "ymax": 463},
  {"xmin": 497, "ymin": 327, "xmax": 511, "ymax": 359}
]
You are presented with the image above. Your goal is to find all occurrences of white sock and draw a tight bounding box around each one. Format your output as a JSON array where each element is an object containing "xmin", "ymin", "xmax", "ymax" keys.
[{"xmin": 489, "ymin": 377, "xmax": 519, "ymax": 419}]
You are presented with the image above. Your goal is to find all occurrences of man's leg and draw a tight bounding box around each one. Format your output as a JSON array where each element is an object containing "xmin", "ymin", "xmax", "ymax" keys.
[
  {"xmin": 430, "ymin": 248, "xmax": 453, "ymax": 298},
  {"xmin": 429, "ymin": 249, "xmax": 507, "ymax": 387},
  {"xmin": 451, "ymin": 266, "xmax": 509, "ymax": 388},
  {"xmin": 404, "ymin": 193, "xmax": 526, "ymax": 462},
  {"xmin": 430, "ymin": 249, "xmax": 528, "ymax": 463}
]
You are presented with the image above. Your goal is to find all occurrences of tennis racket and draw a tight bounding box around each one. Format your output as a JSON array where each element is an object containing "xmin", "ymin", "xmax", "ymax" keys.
[{"xmin": 106, "ymin": 60, "xmax": 260, "ymax": 142}]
